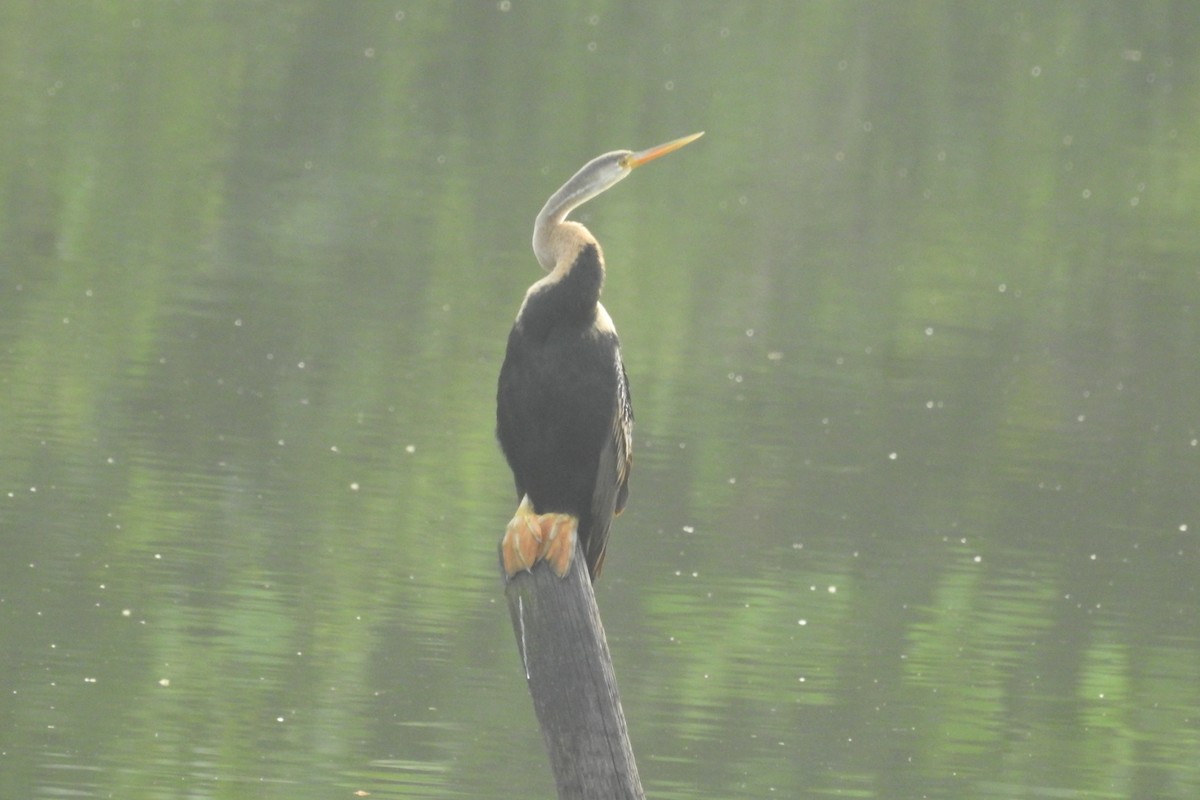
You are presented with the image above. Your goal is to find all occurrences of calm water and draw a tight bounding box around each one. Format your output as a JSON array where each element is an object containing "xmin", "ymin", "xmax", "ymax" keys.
[{"xmin": 3, "ymin": 3, "xmax": 1198, "ymax": 798}]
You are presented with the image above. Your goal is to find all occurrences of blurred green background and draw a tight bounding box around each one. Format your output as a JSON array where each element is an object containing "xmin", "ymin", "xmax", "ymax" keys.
[{"xmin": 2, "ymin": 2, "xmax": 1198, "ymax": 798}]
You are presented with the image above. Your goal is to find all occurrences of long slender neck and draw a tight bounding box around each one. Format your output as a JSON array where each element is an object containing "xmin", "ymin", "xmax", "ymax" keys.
[
  {"xmin": 537, "ymin": 220, "xmax": 600, "ymax": 278},
  {"xmin": 532, "ymin": 152, "xmax": 629, "ymax": 271},
  {"xmin": 533, "ymin": 191, "xmax": 576, "ymax": 271}
]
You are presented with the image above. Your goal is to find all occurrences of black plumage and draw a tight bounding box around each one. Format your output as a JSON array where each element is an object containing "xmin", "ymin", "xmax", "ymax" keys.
[
  {"xmin": 495, "ymin": 132, "xmax": 701, "ymax": 582},
  {"xmin": 496, "ymin": 242, "xmax": 631, "ymax": 580}
]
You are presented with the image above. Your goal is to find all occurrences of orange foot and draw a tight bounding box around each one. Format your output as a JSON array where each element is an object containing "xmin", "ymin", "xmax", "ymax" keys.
[{"xmin": 501, "ymin": 495, "xmax": 578, "ymax": 579}]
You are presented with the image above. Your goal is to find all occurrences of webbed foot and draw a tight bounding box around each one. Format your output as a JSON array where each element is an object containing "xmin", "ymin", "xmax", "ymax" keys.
[{"xmin": 501, "ymin": 495, "xmax": 577, "ymax": 579}]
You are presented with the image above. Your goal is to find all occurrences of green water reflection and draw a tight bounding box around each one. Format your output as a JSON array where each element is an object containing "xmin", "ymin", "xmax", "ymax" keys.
[{"xmin": 2, "ymin": 2, "xmax": 1198, "ymax": 798}]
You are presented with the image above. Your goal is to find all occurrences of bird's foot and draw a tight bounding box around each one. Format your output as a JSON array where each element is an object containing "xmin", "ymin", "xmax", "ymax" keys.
[{"xmin": 501, "ymin": 496, "xmax": 577, "ymax": 579}]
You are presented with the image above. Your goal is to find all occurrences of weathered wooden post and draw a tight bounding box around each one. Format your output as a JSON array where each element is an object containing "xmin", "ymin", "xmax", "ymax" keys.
[{"xmin": 502, "ymin": 548, "xmax": 645, "ymax": 800}]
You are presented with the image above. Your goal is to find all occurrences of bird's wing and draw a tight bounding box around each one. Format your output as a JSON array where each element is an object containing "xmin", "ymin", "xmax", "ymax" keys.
[
  {"xmin": 612, "ymin": 354, "xmax": 633, "ymax": 515},
  {"xmin": 586, "ymin": 350, "xmax": 633, "ymax": 578}
]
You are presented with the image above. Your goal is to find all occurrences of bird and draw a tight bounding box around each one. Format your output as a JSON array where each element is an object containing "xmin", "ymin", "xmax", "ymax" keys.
[{"xmin": 496, "ymin": 131, "xmax": 703, "ymax": 582}]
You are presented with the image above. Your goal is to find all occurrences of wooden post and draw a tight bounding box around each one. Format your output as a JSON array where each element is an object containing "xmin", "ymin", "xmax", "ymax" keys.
[{"xmin": 502, "ymin": 548, "xmax": 645, "ymax": 800}]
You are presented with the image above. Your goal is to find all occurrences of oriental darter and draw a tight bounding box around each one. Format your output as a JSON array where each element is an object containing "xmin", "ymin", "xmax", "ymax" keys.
[{"xmin": 496, "ymin": 132, "xmax": 703, "ymax": 581}]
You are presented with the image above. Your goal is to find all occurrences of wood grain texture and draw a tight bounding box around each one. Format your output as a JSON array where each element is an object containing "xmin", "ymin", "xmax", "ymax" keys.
[{"xmin": 503, "ymin": 549, "xmax": 644, "ymax": 800}]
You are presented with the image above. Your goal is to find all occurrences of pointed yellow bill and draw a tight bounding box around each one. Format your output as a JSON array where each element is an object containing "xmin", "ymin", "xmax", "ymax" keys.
[{"xmin": 627, "ymin": 131, "xmax": 705, "ymax": 169}]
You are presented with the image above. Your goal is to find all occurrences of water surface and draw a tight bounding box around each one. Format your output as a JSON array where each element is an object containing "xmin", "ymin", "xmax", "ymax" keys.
[{"xmin": 2, "ymin": 3, "xmax": 1198, "ymax": 798}]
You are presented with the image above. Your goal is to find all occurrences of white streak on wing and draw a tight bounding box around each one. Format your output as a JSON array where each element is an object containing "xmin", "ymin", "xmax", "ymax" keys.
[
  {"xmin": 518, "ymin": 596, "xmax": 530, "ymax": 681},
  {"xmin": 612, "ymin": 346, "xmax": 632, "ymax": 486},
  {"xmin": 595, "ymin": 302, "xmax": 618, "ymax": 336}
]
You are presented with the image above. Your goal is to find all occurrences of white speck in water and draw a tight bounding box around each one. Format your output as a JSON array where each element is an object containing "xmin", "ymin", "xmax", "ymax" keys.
[
  {"xmin": 349, "ymin": 482, "xmax": 360, "ymax": 492},
  {"xmin": 924, "ymin": 326, "xmax": 934, "ymax": 336},
  {"xmin": 682, "ymin": 525, "xmax": 695, "ymax": 533},
  {"xmin": 827, "ymin": 585, "xmax": 837, "ymax": 594},
  {"xmin": 405, "ymin": 444, "xmax": 416, "ymax": 454},
  {"xmin": 888, "ymin": 452, "xmax": 898, "ymax": 461},
  {"xmin": 973, "ymin": 555, "xmax": 982, "ymax": 563},
  {"xmin": 158, "ymin": 678, "xmax": 170, "ymax": 687},
  {"xmin": 797, "ymin": 619, "xmax": 807, "ymax": 626},
  {"xmin": 1180, "ymin": 524, "xmax": 1189, "ymax": 532},
  {"xmin": 122, "ymin": 609, "xmax": 131, "ymax": 617}
]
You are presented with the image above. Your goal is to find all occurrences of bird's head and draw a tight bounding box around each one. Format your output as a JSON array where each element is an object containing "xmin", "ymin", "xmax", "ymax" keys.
[{"xmin": 533, "ymin": 132, "xmax": 704, "ymax": 271}]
